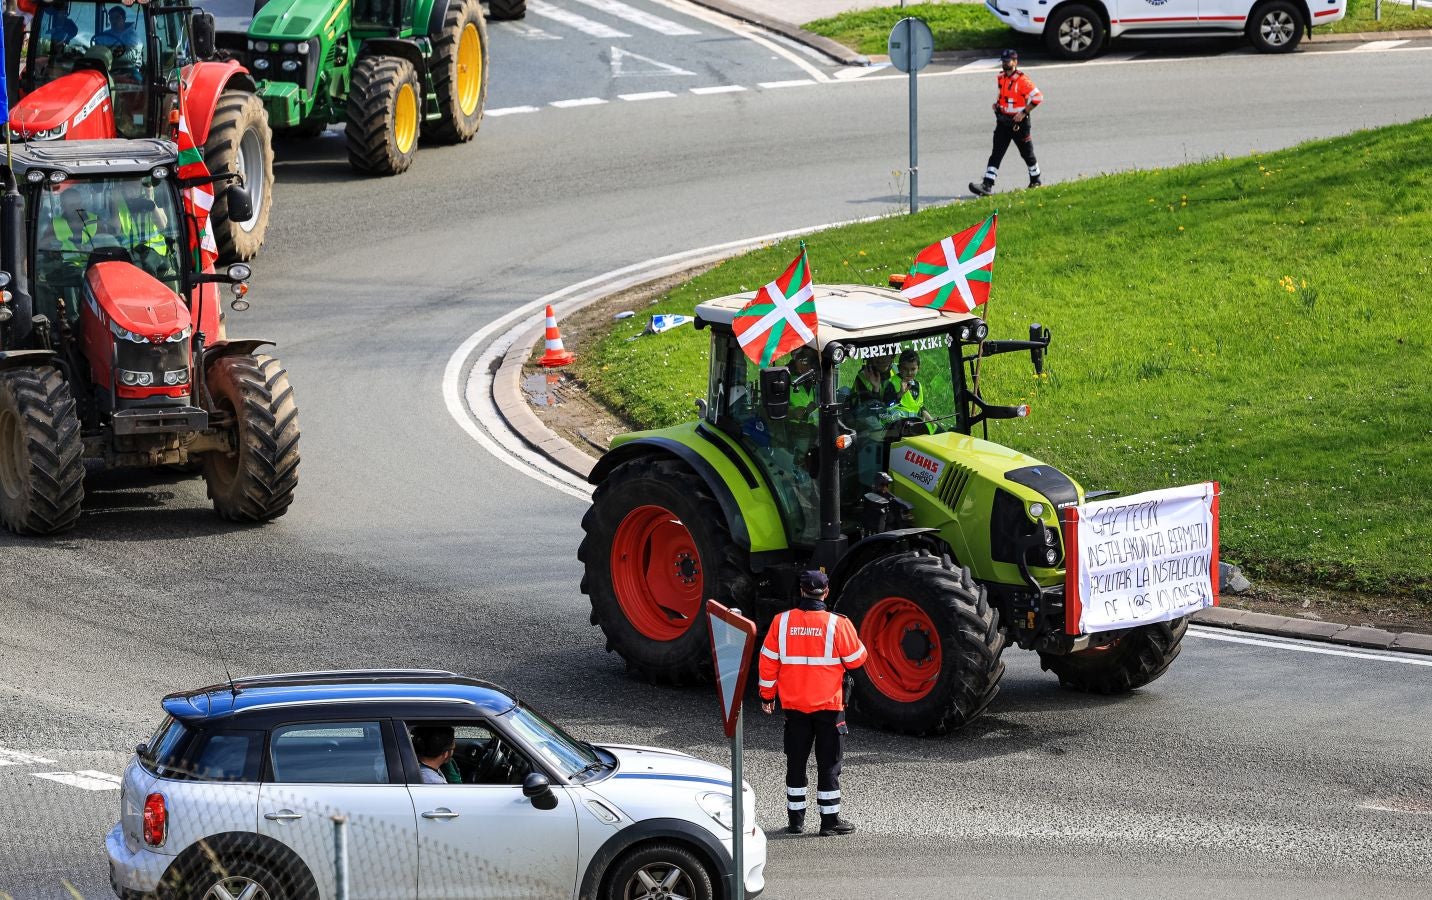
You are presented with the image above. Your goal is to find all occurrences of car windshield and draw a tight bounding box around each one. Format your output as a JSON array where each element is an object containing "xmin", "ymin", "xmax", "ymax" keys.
[{"xmin": 501, "ymin": 705, "xmax": 602, "ymax": 778}]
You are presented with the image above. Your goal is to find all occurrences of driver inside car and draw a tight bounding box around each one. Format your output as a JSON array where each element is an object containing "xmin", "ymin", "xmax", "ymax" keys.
[{"xmin": 411, "ymin": 725, "xmax": 461, "ymax": 784}]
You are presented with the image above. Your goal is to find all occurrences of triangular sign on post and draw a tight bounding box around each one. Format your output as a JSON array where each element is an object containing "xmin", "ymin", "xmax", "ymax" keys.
[{"xmin": 707, "ymin": 601, "xmax": 758, "ymax": 739}]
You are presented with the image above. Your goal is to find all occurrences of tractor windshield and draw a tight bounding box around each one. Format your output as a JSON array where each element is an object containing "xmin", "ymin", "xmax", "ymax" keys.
[{"xmin": 32, "ymin": 175, "xmax": 185, "ymax": 323}]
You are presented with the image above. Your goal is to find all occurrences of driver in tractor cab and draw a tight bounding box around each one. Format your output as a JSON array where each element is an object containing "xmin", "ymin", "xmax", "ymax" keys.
[
  {"xmin": 93, "ymin": 6, "xmax": 143, "ymax": 79},
  {"xmin": 36, "ymin": 185, "xmax": 102, "ymax": 322},
  {"xmin": 110, "ymin": 178, "xmax": 173, "ymax": 278}
]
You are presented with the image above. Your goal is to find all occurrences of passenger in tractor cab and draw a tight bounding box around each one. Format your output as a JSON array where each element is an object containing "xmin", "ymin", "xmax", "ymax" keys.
[
  {"xmin": 850, "ymin": 353, "xmax": 899, "ymax": 409},
  {"xmin": 110, "ymin": 179, "xmax": 174, "ymax": 281}
]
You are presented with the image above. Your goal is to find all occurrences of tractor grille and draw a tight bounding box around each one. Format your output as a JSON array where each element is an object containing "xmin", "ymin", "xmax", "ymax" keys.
[{"xmin": 937, "ymin": 463, "xmax": 971, "ymax": 510}]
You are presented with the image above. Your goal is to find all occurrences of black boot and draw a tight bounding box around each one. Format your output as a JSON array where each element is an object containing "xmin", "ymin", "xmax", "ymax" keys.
[
  {"xmin": 969, "ymin": 179, "xmax": 993, "ymax": 197},
  {"xmin": 1028, "ymin": 176, "xmax": 1042, "ymax": 188},
  {"xmin": 819, "ymin": 815, "xmax": 856, "ymax": 836},
  {"xmin": 786, "ymin": 812, "xmax": 805, "ymax": 835}
]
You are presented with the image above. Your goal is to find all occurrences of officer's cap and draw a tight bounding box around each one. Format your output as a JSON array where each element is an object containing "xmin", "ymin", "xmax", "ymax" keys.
[
  {"xmin": 799, "ymin": 570, "xmax": 829, "ymax": 595},
  {"xmin": 1000, "ymin": 48, "xmax": 1019, "ymax": 62}
]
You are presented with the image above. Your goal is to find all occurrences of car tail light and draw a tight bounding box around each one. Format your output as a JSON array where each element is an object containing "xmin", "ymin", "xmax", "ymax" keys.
[{"xmin": 143, "ymin": 792, "xmax": 167, "ymax": 847}]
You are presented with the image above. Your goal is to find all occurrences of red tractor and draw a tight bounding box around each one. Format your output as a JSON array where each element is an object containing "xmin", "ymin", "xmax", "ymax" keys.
[
  {"xmin": 5, "ymin": 0, "xmax": 274, "ymax": 262},
  {"xmin": 0, "ymin": 138, "xmax": 299, "ymax": 534}
]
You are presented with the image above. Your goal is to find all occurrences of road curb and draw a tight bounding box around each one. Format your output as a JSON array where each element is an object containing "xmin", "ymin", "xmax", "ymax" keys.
[
  {"xmin": 487, "ymin": 266, "xmax": 1432, "ymax": 656},
  {"xmin": 680, "ymin": 0, "xmax": 872, "ymax": 66}
]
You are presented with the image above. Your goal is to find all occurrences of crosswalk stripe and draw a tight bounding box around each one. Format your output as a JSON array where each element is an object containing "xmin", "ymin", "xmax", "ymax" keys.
[
  {"xmin": 571, "ymin": 0, "xmax": 698, "ymax": 36},
  {"xmin": 758, "ymin": 79, "xmax": 817, "ymax": 89},
  {"xmin": 486, "ymin": 106, "xmax": 541, "ymax": 116},
  {"xmin": 499, "ymin": 21, "xmax": 561, "ymax": 40},
  {"xmin": 550, "ymin": 97, "xmax": 608, "ymax": 107},
  {"xmin": 528, "ymin": 0, "xmax": 629, "ymax": 38},
  {"xmin": 34, "ymin": 771, "xmax": 121, "ymax": 791},
  {"xmin": 619, "ymin": 91, "xmax": 678, "ymax": 101},
  {"xmin": 1348, "ymin": 39, "xmax": 1410, "ymax": 51},
  {"xmin": 691, "ymin": 85, "xmax": 746, "ymax": 95},
  {"xmin": 0, "ymin": 747, "xmax": 58, "ymax": 765},
  {"xmin": 957, "ymin": 57, "xmax": 1002, "ymax": 71}
]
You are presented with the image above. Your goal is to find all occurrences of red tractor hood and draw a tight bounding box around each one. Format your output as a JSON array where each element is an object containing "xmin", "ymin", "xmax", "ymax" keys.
[
  {"xmin": 86, "ymin": 262, "xmax": 191, "ymax": 341},
  {"xmin": 9, "ymin": 71, "xmax": 115, "ymax": 139}
]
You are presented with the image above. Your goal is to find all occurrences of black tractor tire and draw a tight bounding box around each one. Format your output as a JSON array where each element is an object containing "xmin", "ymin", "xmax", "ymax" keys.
[
  {"xmin": 1044, "ymin": 3, "xmax": 1106, "ymax": 60},
  {"xmin": 603, "ymin": 842, "xmax": 713, "ymax": 900},
  {"xmin": 203, "ymin": 90, "xmax": 274, "ymax": 263},
  {"xmin": 1039, "ymin": 617, "xmax": 1189, "ymax": 694},
  {"xmin": 200, "ymin": 354, "xmax": 300, "ymax": 522},
  {"xmin": 0, "ymin": 367, "xmax": 85, "ymax": 535},
  {"xmin": 346, "ymin": 55, "xmax": 422, "ymax": 176},
  {"xmin": 839, "ymin": 552, "xmax": 1006, "ymax": 736},
  {"xmin": 579, "ymin": 456, "xmax": 755, "ymax": 685},
  {"xmin": 428, "ymin": 0, "xmax": 489, "ymax": 143},
  {"xmin": 1247, "ymin": 1, "xmax": 1304, "ymax": 53},
  {"xmin": 487, "ymin": 0, "xmax": 526, "ymax": 20}
]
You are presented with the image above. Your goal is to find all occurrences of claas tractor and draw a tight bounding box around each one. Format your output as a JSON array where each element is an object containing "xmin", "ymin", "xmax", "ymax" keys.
[
  {"xmin": 0, "ymin": 138, "xmax": 299, "ymax": 534},
  {"xmin": 6, "ymin": 0, "xmax": 275, "ymax": 262},
  {"xmin": 580, "ymin": 285, "xmax": 1189, "ymax": 735},
  {"xmin": 202, "ymin": 0, "xmax": 488, "ymax": 175}
]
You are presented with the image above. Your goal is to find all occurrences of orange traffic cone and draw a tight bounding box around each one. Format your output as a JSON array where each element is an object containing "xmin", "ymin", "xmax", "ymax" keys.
[{"xmin": 539, "ymin": 304, "xmax": 576, "ymax": 368}]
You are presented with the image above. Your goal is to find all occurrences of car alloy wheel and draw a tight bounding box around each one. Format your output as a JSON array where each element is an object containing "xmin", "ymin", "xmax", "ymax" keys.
[
  {"xmin": 1059, "ymin": 16, "xmax": 1096, "ymax": 53},
  {"xmin": 202, "ymin": 875, "xmax": 271, "ymax": 900},
  {"xmin": 1260, "ymin": 10, "xmax": 1296, "ymax": 46},
  {"xmin": 623, "ymin": 860, "xmax": 698, "ymax": 900}
]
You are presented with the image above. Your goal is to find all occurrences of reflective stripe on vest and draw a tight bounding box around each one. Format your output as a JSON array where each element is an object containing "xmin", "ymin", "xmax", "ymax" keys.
[
  {"xmin": 772, "ymin": 610, "xmax": 843, "ymax": 666},
  {"xmin": 998, "ymin": 72, "xmax": 1041, "ymax": 114}
]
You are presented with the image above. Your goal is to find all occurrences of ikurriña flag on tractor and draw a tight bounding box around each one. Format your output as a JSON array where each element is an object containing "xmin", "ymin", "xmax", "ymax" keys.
[
  {"xmin": 900, "ymin": 213, "xmax": 998, "ymax": 312},
  {"xmin": 733, "ymin": 247, "xmax": 818, "ymax": 366},
  {"xmin": 175, "ymin": 78, "xmax": 218, "ymax": 273}
]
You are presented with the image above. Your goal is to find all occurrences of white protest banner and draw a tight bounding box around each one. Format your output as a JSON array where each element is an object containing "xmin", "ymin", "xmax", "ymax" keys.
[{"xmin": 1062, "ymin": 482, "xmax": 1220, "ymax": 635}]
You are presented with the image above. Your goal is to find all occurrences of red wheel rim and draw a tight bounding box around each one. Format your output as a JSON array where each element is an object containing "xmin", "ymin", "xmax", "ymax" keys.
[
  {"xmin": 859, "ymin": 597, "xmax": 941, "ymax": 702},
  {"xmin": 610, "ymin": 505, "xmax": 704, "ymax": 641}
]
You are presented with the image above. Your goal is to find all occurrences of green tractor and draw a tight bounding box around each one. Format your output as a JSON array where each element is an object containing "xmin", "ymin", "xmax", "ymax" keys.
[
  {"xmin": 205, "ymin": 0, "xmax": 488, "ymax": 174},
  {"xmin": 580, "ymin": 284, "xmax": 1189, "ymax": 735}
]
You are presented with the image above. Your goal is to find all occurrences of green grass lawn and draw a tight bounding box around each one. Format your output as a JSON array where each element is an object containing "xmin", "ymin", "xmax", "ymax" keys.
[
  {"xmin": 803, "ymin": 0, "xmax": 1432, "ymax": 54},
  {"xmin": 580, "ymin": 119, "xmax": 1432, "ymax": 599}
]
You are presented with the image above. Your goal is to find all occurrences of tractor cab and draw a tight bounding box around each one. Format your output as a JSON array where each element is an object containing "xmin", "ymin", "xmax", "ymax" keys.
[{"xmin": 17, "ymin": 0, "xmax": 200, "ymax": 140}]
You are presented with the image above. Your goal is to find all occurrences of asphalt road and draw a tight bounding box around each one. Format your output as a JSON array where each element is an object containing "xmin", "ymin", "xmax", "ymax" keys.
[{"xmin": 2, "ymin": 3, "xmax": 1431, "ymax": 897}]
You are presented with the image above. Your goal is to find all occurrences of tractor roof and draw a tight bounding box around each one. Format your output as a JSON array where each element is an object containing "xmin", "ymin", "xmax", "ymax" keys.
[
  {"xmin": 695, "ymin": 283, "xmax": 981, "ymax": 351},
  {"xmin": 7, "ymin": 139, "xmax": 177, "ymax": 178}
]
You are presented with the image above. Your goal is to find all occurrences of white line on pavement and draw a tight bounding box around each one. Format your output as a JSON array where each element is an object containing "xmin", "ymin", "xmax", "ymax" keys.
[
  {"xmin": 527, "ymin": 0, "xmax": 630, "ymax": 38},
  {"xmin": 619, "ymin": 91, "xmax": 678, "ymax": 101},
  {"xmin": 690, "ymin": 85, "xmax": 746, "ymax": 95},
  {"xmin": 0, "ymin": 748, "xmax": 58, "ymax": 765},
  {"xmin": 957, "ymin": 58, "xmax": 1002, "ymax": 71},
  {"xmin": 1187, "ymin": 626, "xmax": 1432, "ymax": 667},
  {"xmin": 486, "ymin": 106, "xmax": 541, "ymax": 116},
  {"xmin": 571, "ymin": 0, "xmax": 698, "ymax": 36},
  {"xmin": 758, "ymin": 79, "xmax": 818, "ymax": 89},
  {"xmin": 646, "ymin": 0, "xmax": 832, "ymax": 83},
  {"xmin": 498, "ymin": 21, "xmax": 561, "ymax": 40},
  {"xmin": 550, "ymin": 97, "xmax": 608, "ymax": 108},
  {"xmin": 1347, "ymin": 39, "xmax": 1410, "ymax": 51},
  {"xmin": 34, "ymin": 771, "xmax": 121, "ymax": 791},
  {"xmin": 834, "ymin": 63, "xmax": 889, "ymax": 80}
]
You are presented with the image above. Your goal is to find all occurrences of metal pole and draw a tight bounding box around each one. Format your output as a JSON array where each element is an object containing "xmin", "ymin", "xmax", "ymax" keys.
[
  {"xmin": 731, "ymin": 700, "xmax": 745, "ymax": 900},
  {"xmin": 907, "ymin": 20, "xmax": 919, "ymax": 215},
  {"xmin": 332, "ymin": 815, "xmax": 349, "ymax": 900},
  {"xmin": 1375, "ymin": 0, "xmax": 1381, "ymax": 20}
]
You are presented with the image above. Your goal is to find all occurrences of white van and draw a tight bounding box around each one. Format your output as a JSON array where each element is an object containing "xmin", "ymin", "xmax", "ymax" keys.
[{"xmin": 986, "ymin": 0, "xmax": 1347, "ymax": 59}]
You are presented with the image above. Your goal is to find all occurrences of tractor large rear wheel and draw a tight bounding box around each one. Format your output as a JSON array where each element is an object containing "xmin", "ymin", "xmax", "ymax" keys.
[
  {"xmin": 200, "ymin": 354, "xmax": 300, "ymax": 522},
  {"xmin": 1039, "ymin": 617, "xmax": 1188, "ymax": 694},
  {"xmin": 428, "ymin": 0, "xmax": 489, "ymax": 143},
  {"xmin": 0, "ymin": 367, "xmax": 84, "ymax": 535},
  {"xmin": 840, "ymin": 552, "xmax": 1005, "ymax": 735},
  {"xmin": 346, "ymin": 55, "xmax": 422, "ymax": 176},
  {"xmin": 204, "ymin": 91, "xmax": 274, "ymax": 263},
  {"xmin": 579, "ymin": 457, "xmax": 754, "ymax": 685}
]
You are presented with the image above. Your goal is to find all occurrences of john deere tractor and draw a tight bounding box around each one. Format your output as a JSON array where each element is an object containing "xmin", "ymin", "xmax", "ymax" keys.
[
  {"xmin": 0, "ymin": 139, "xmax": 299, "ymax": 534},
  {"xmin": 203, "ymin": 0, "xmax": 488, "ymax": 175},
  {"xmin": 7, "ymin": 0, "xmax": 275, "ymax": 262},
  {"xmin": 580, "ymin": 284, "xmax": 1189, "ymax": 735}
]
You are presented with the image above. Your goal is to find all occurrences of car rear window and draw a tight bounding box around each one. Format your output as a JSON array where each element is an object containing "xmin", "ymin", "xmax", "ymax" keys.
[
  {"xmin": 269, "ymin": 722, "xmax": 389, "ymax": 784},
  {"xmin": 139, "ymin": 717, "xmax": 263, "ymax": 782}
]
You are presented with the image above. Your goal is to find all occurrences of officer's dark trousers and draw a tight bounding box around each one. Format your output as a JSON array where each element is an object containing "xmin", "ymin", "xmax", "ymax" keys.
[
  {"xmin": 984, "ymin": 115, "xmax": 1038, "ymax": 182},
  {"xmin": 784, "ymin": 709, "xmax": 845, "ymax": 825}
]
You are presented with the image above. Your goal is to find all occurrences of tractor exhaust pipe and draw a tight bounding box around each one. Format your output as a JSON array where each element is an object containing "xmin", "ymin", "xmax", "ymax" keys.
[
  {"xmin": 1, "ymin": 179, "xmax": 34, "ymax": 346},
  {"xmin": 813, "ymin": 342, "xmax": 849, "ymax": 572},
  {"xmin": 2, "ymin": 9, "xmax": 21, "ymax": 108}
]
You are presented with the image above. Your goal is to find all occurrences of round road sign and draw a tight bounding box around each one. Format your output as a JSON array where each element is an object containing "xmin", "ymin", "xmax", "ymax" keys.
[{"xmin": 888, "ymin": 17, "xmax": 934, "ymax": 73}]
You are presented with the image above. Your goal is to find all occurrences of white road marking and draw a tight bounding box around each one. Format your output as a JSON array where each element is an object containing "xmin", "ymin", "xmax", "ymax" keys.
[
  {"xmin": 34, "ymin": 771, "xmax": 121, "ymax": 791},
  {"xmin": 1347, "ymin": 39, "xmax": 1410, "ymax": 51},
  {"xmin": 0, "ymin": 748, "xmax": 58, "ymax": 765},
  {"xmin": 758, "ymin": 79, "xmax": 818, "ymax": 89},
  {"xmin": 610, "ymin": 46, "xmax": 695, "ymax": 78},
  {"xmin": 527, "ymin": 0, "xmax": 629, "ymax": 38},
  {"xmin": 572, "ymin": 0, "xmax": 698, "ymax": 36},
  {"xmin": 550, "ymin": 97, "xmax": 608, "ymax": 108},
  {"xmin": 1358, "ymin": 799, "xmax": 1432, "ymax": 814},
  {"xmin": 486, "ymin": 106, "xmax": 541, "ymax": 116},
  {"xmin": 1187, "ymin": 626, "xmax": 1432, "ymax": 667},
  {"xmin": 957, "ymin": 58, "xmax": 1002, "ymax": 71},
  {"xmin": 691, "ymin": 84, "xmax": 746, "ymax": 95},
  {"xmin": 834, "ymin": 64, "xmax": 889, "ymax": 80},
  {"xmin": 645, "ymin": 0, "xmax": 832, "ymax": 83},
  {"xmin": 619, "ymin": 90, "xmax": 678, "ymax": 101},
  {"xmin": 498, "ymin": 21, "xmax": 561, "ymax": 40}
]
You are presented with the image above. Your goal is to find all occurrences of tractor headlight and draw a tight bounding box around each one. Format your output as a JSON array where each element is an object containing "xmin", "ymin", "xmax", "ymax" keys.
[
  {"xmin": 1044, "ymin": 548, "xmax": 1059, "ymax": 565},
  {"xmin": 1042, "ymin": 526, "xmax": 1057, "ymax": 547},
  {"xmin": 253, "ymin": 40, "xmax": 270, "ymax": 52},
  {"xmin": 281, "ymin": 59, "xmax": 299, "ymax": 72},
  {"xmin": 118, "ymin": 369, "xmax": 155, "ymax": 387},
  {"xmin": 165, "ymin": 328, "xmax": 192, "ymax": 343},
  {"xmin": 282, "ymin": 42, "xmax": 298, "ymax": 53},
  {"xmin": 974, "ymin": 322, "xmax": 989, "ymax": 340},
  {"xmin": 110, "ymin": 323, "xmax": 148, "ymax": 343},
  {"xmin": 26, "ymin": 170, "xmax": 45, "ymax": 183},
  {"xmin": 48, "ymin": 169, "xmax": 69, "ymax": 182},
  {"xmin": 162, "ymin": 369, "xmax": 190, "ymax": 386},
  {"xmin": 150, "ymin": 166, "xmax": 170, "ymax": 180},
  {"xmin": 696, "ymin": 792, "xmax": 734, "ymax": 832},
  {"xmin": 959, "ymin": 325, "xmax": 972, "ymax": 341},
  {"xmin": 1029, "ymin": 501, "xmax": 1045, "ymax": 519},
  {"xmin": 253, "ymin": 58, "xmax": 270, "ymax": 70}
]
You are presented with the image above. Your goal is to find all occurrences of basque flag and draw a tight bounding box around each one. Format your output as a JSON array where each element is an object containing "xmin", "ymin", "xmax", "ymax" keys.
[{"xmin": 900, "ymin": 214, "xmax": 998, "ymax": 312}]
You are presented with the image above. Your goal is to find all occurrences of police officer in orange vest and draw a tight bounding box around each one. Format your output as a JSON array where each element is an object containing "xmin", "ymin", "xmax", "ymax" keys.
[
  {"xmin": 969, "ymin": 49, "xmax": 1043, "ymax": 196},
  {"xmin": 758, "ymin": 570, "xmax": 868, "ymax": 836}
]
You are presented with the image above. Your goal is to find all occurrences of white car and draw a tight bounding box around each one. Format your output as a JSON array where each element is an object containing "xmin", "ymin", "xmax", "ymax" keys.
[
  {"xmin": 106, "ymin": 670, "xmax": 766, "ymax": 900},
  {"xmin": 986, "ymin": 0, "xmax": 1347, "ymax": 59}
]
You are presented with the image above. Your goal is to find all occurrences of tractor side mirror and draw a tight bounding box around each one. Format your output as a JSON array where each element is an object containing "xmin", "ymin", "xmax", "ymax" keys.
[
  {"xmin": 760, "ymin": 367, "xmax": 791, "ymax": 421},
  {"xmin": 225, "ymin": 185, "xmax": 254, "ymax": 224},
  {"xmin": 522, "ymin": 772, "xmax": 558, "ymax": 811},
  {"xmin": 1029, "ymin": 323, "xmax": 1051, "ymax": 375},
  {"xmin": 191, "ymin": 12, "xmax": 217, "ymax": 59}
]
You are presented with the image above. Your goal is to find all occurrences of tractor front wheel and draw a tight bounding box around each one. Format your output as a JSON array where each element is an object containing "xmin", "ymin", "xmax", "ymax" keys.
[
  {"xmin": 579, "ymin": 457, "xmax": 754, "ymax": 685},
  {"xmin": 347, "ymin": 56, "xmax": 422, "ymax": 176},
  {"xmin": 0, "ymin": 367, "xmax": 84, "ymax": 535},
  {"xmin": 204, "ymin": 91, "xmax": 274, "ymax": 263},
  {"xmin": 200, "ymin": 354, "xmax": 300, "ymax": 522},
  {"xmin": 1039, "ymin": 617, "xmax": 1188, "ymax": 694},
  {"xmin": 841, "ymin": 552, "xmax": 1006, "ymax": 735},
  {"xmin": 428, "ymin": 0, "xmax": 489, "ymax": 143}
]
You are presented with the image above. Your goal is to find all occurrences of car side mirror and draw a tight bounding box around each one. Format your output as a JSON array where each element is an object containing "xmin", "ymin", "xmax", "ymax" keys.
[
  {"xmin": 759, "ymin": 366, "xmax": 791, "ymax": 421},
  {"xmin": 522, "ymin": 772, "xmax": 558, "ymax": 810},
  {"xmin": 224, "ymin": 185, "xmax": 254, "ymax": 224},
  {"xmin": 192, "ymin": 12, "xmax": 217, "ymax": 59}
]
